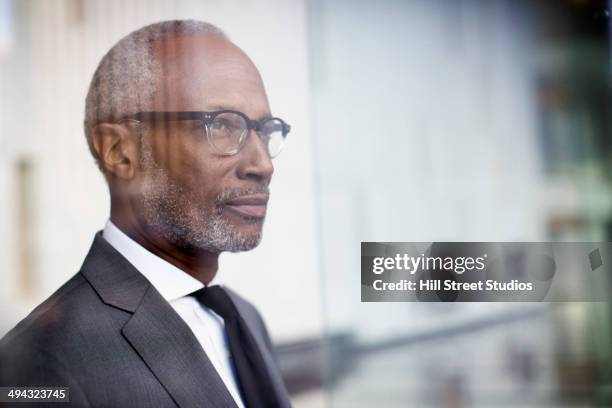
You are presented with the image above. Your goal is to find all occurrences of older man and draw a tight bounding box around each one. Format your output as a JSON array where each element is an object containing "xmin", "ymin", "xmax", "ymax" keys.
[{"xmin": 0, "ymin": 20, "xmax": 291, "ymax": 407}]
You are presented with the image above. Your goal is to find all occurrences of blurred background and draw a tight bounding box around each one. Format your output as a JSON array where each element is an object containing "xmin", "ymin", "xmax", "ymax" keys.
[{"xmin": 0, "ymin": 0, "xmax": 611, "ymax": 406}]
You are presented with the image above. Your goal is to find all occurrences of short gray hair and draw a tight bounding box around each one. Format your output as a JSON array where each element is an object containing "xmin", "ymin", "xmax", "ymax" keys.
[{"xmin": 84, "ymin": 20, "xmax": 228, "ymax": 168}]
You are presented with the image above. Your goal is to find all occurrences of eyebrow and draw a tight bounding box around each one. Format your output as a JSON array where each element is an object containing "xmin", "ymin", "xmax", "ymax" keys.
[{"xmin": 207, "ymin": 105, "xmax": 273, "ymax": 121}]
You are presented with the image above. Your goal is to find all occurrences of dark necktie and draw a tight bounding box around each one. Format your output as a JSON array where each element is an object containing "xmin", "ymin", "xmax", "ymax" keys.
[{"xmin": 193, "ymin": 285, "xmax": 279, "ymax": 408}]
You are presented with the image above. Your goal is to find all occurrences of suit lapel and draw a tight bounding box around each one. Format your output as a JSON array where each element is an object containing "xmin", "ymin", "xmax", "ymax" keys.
[
  {"xmin": 122, "ymin": 285, "xmax": 237, "ymax": 408},
  {"xmin": 80, "ymin": 233, "xmax": 238, "ymax": 408}
]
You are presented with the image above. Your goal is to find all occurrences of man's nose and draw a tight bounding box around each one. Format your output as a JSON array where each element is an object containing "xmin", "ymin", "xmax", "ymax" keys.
[{"xmin": 236, "ymin": 130, "xmax": 274, "ymax": 182}]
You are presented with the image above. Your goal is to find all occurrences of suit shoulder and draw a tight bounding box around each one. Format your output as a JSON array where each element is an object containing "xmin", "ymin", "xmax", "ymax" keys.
[{"xmin": 0, "ymin": 272, "xmax": 97, "ymax": 348}]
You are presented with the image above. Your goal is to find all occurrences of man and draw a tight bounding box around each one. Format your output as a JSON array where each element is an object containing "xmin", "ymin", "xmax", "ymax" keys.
[{"xmin": 0, "ymin": 20, "xmax": 292, "ymax": 407}]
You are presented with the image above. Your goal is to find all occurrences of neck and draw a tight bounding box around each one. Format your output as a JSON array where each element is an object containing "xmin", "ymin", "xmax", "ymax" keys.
[{"xmin": 110, "ymin": 205, "xmax": 219, "ymax": 286}]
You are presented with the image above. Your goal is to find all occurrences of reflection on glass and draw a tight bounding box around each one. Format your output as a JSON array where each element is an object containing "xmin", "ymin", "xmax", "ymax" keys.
[{"xmin": 309, "ymin": 0, "xmax": 612, "ymax": 406}]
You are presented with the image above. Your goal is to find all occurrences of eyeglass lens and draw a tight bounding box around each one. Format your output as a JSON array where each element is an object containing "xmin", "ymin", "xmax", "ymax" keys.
[{"xmin": 207, "ymin": 112, "xmax": 285, "ymax": 157}]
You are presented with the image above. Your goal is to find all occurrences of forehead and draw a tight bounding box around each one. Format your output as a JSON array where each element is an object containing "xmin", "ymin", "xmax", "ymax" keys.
[{"xmin": 150, "ymin": 34, "xmax": 269, "ymax": 115}]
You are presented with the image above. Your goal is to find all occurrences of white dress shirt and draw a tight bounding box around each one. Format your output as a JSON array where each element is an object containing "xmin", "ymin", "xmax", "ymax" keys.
[{"xmin": 102, "ymin": 220, "xmax": 245, "ymax": 408}]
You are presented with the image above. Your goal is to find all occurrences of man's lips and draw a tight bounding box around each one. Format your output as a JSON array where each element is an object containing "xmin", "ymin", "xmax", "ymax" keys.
[{"xmin": 224, "ymin": 194, "xmax": 269, "ymax": 219}]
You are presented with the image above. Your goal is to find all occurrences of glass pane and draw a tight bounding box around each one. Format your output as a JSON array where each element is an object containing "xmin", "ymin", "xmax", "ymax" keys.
[{"xmin": 309, "ymin": 0, "xmax": 612, "ymax": 406}]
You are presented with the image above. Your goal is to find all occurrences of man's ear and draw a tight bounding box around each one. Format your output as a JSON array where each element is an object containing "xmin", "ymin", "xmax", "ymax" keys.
[{"xmin": 91, "ymin": 123, "xmax": 140, "ymax": 179}]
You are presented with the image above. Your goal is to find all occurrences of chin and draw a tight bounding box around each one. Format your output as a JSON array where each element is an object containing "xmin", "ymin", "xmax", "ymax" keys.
[
  {"xmin": 163, "ymin": 209, "xmax": 266, "ymax": 253},
  {"xmin": 210, "ymin": 216, "xmax": 264, "ymax": 253},
  {"xmin": 224, "ymin": 231, "xmax": 263, "ymax": 253},
  {"xmin": 234, "ymin": 224, "xmax": 264, "ymax": 244}
]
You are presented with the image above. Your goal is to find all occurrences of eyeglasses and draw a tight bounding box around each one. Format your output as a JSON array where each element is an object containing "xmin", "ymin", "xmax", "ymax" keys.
[{"xmin": 119, "ymin": 110, "xmax": 291, "ymax": 158}]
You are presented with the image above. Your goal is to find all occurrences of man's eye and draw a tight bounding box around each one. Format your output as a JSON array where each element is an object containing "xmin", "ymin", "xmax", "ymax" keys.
[{"xmin": 211, "ymin": 120, "xmax": 228, "ymax": 130}]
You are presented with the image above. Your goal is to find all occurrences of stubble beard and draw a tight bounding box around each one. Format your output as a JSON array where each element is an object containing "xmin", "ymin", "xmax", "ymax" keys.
[{"xmin": 138, "ymin": 144, "xmax": 265, "ymax": 253}]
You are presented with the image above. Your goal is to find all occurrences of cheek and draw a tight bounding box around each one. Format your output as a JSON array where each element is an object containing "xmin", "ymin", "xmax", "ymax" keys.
[
  {"xmin": 150, "ymin": 124, "xmax": 238, "ymax": 193},
  {"xmin": 167, "ymin": 144, "xmax": 236, "ymax": 203}
]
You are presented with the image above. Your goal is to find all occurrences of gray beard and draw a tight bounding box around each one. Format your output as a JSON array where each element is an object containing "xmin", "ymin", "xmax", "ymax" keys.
[{"xmin": 138, "ymin": 145, "xmax": 265, "ymax": 253}]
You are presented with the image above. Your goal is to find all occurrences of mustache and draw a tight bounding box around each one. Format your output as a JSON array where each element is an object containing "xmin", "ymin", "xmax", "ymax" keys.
[{"xmin": 215, "ymin": 185, "xmax": 270, "ymax": 205}]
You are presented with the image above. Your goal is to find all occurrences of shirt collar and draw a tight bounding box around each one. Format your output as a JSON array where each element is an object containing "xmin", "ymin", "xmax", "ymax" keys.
[{"xmin": 102, "ymin": 219, "xmax": 221, "ymax": 302}]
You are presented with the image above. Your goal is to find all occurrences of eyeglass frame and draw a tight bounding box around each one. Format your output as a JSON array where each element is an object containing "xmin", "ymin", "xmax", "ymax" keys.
[{"xmin": 117, "ymin": 110, "xmax": 291, "ymax": 157}]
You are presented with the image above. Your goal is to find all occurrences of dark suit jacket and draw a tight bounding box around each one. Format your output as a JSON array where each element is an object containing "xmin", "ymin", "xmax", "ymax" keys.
[{"xmin": 0, "ymin": 233, "xmax": 291, "ymax": 407}]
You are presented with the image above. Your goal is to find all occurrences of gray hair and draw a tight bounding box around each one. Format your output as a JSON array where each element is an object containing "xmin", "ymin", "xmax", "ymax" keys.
[{"xmin": 84, "ymin": 20, "xmax": 228, "ymax": 169}]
